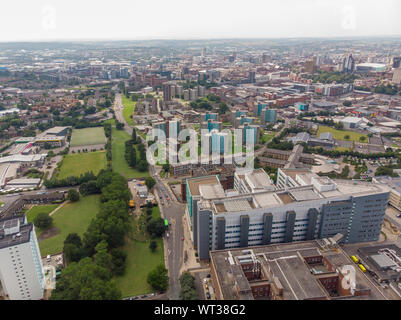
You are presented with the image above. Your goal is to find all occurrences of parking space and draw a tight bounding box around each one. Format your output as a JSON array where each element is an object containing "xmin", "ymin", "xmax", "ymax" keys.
[
  {"xmin": 193, "ymin": 270, "xmax": 216, "ymax": 300},
  {"xmin": 123, "ymin": 292, "xmax": 158, "ymax": 300}
]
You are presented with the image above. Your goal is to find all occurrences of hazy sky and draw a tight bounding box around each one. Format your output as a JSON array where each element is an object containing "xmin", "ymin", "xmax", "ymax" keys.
[{"xmin": 1, "ymin": 0, "xmax": 400, "ymax": 42}]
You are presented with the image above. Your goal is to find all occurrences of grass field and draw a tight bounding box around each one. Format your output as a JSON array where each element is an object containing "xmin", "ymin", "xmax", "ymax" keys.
[
  {"xmin": 70, "ymin": 127, "xmax": 107, "ymax": 147},
  {"xmin": 317, "ymin": 125, "xmax": 367, "ymax": 142},
  {"xmin": 114, "ymin": 207, "xmax": 164, "ymax": 297},
  {"xmin": 103, "ymin": 118, "xmax": 116, "ymax": 125},
  {"xmin": 37, "ymin": 195, "xmax": 100, "ymax": 257},
  {"xmin": 112, "ymin": 128, "xmax": 150, "ymax": 179},
  {"xmin": 261, "ymin": 131, "xmax": 276, "ymax": 144},
  {"xmin": 122, "ymin": 95, "xmax": 136, "ymax": 126},
  {"xmin": 335, "ymin": 146, "xmax": 352, "ymax": 152},
  {"xmin": 58, "ymin": 151, "xmax": 107, "ymax": 179},
  {"xmin": 26, "ymin": 204, "xmax": 60, "ymax": 236}
]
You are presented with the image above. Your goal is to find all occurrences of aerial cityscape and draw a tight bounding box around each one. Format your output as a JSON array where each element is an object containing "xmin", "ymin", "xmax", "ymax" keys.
[{"xmin": 1, "ymin": 0, "xmax": 401, "ymax": 306}]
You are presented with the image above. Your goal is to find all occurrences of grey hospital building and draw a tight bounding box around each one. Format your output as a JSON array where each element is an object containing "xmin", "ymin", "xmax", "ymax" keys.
[{"xmin": 185, "ymin": 168, "xmax": 389, "ymax": 260}]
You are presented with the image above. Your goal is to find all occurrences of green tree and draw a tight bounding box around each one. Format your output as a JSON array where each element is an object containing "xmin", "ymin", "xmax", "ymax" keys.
[
  {"xmin": 149, "ymin": 240, "xmax": 157, "ymax": 252},
  {"xmin": 218, "ymin": 102, "xmax": 229, "ymax": 115},
  {"xmin": 137, "ymin": 160, "xmax": 148, "ymax": 172},
  {"xmin": 146, "ymin": 218, "xmax": 166, "ymax": 238},
  {"xmin": 360, "ymin": 136, "xmax": 367, "ymax": 142},
  {"xmin": 94, "ymin": 240, "xmax": 113, "ymax": 271},
  {"xmin": 64, "ymin": 233, "xmax": 82, "ymax": 248},
  {"xmin": 145, "ymin": 177, "xmax": 156, "ymax": 190},
  {"xmin": 67, "ymin": 189, "xmax": 80, "ymax": 202},
  {"xmin": 63, "ymin": 233, "xmax": 84, "ymax": 263},
  {"xmin": 50, "ymin": 257, "xmax": 121, "ymax": 300},
  {"xmin": 179, "ymin": 272, "xmax": 198, "ymax": 300},
  {"xmin": 79, "ymin": 180, "xmax": 99, "ymax": 196},
  {"xmin": 64, "ymin": 243, "xmax": 83, "ymax": 263},
  {"xmin": 132, "ymin": 129, "xmax": 137, "ymax": 143},
  {"xmin": 111, "ymin": 248, "xmax": 127, "ymax": 276},
  {"xmin": 147, "ymin": 264, "xmax": 169, "ymax": 292},
  {"xmin": 344, "ymin": 135, "xmax": 350, "ymax": 140},
  {"xmin": 343, "ymin": 101, "xmax": 352, "ymax": 107},
  {"xmin": 33, "ymin": 212, "xmax": 53, "ymax": 230}
]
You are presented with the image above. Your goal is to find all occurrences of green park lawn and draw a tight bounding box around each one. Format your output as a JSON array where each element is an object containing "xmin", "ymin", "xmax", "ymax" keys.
[
  {"xmin": 335, "ymin": 146, "xmax": 352, "ymax": 152},
  {"xmin": 261, "ymin": 131, "xmax": 276, "ymax": 144},
  {"xmin": 114, "ymin": 206, "xmax": 164, "ymax": 297},
  {"xmin": 122, "ymin": 95, "xmax": 136, "ymax": 126},
  {"xmin": 26, "ymin": 204, "xmax": 60, "ymax": 237},
  {"xmin": 70, "ymin": 127, "xmax": 107, "ymax": 147},
  {"xmin": 317, "ymin": 125, "xmax": 367, "ymax": 142},
  {"xmin": 103, "ymin": 118, "xmax": 116, "ymax": 125},
  {"xmin": 111, "ymin": 128, "xmax": 150, "ymax": 179},
  {"xmin": 58, "ymin": 151, "xmax": 107, "ymax": 179},
  {"xmin": 37, "ymin": 195, "xmax": 100, "ymax": 257}
]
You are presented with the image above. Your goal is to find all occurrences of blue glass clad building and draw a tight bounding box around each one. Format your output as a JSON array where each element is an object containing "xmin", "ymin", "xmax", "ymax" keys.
[
  {"xmin": 235, "ymin": 110, "xmax": 248, "ymax": 118},
  {"xmin": 211, "ymin": 132, "xmax": 226, "ymax": 154},
  {"xmin": 264, "ymin": 109, "xmax": 277, "ymax": 123},
  {"xmin": 154, "ymin": 122, "xmax": 167, "ymax": 137},
  {"xmin": 297, "ymin": 103, "xmax": 309, "ymax": 111},
  {"xmin": 169, "ymin": 120, "xmax": 181, "ymax": 138},
  {"xmin": 243, "ymin": 126, "xmax": 258, "ymax": 144},
  {"xmin": 207, "ymin": 121, "xmax": 221, "ymax": 132},
  {"xmin": 256, "ymin": 103, "xmax": 268, "ymax": 116},
  {"xmin": 205, "ymin": 113, "xmax": 218, "ymax": 122},
  {"xmin": 241, "ymin": 117, "xmax": 253, "ymax": 125}
]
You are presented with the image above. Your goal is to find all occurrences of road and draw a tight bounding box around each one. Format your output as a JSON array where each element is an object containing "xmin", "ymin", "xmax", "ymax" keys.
[
  {"xmin": 115, "ymin": 91, "xmax": 186, "ymax": 300},
  {"xmin": 0, "ymin": 186, "xmax": 77, "ymax": 205}
]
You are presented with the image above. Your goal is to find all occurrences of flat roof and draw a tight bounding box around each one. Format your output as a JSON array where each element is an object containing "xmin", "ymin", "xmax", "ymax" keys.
[
  {"xmin": 371, "ymin": 254, "xmax": 397, "ymax": 269},
  {"xmin": 0, "ymin": 216, "xmax": 32, "ymax": 250},
  {"xmin": 210, "ymin": 240, "xmax": 387, "ymax": 300},
  {"xmin": 187, "ymin": 175, "xmax": 223, "ymax": 197},
  {"xmin": 45, "ymin": 126, "xmax": 69, "ymax": 135}
]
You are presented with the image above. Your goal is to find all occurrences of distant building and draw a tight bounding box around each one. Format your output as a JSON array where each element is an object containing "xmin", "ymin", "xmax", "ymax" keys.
[
  {"xmin": 355, "ymin": 63, "xmax": 386, "ymax": 73},
  {"xmin": 392, "ymin": 69, "xmax": 401, "ymax": 85},
  {"xmin": 248, "ymin": 71, "xmax": 256, "ymax": 83},
  {"xmin": 342, "ymin": 54, "xmax": 355, "ymax": 73},
  {"xmin": 392, "ymin": 57, "xmax": 401, "ymax": 69},
  {"xmin": 239, "ymin": 123, "xmax": 259, "ymax": 145},
  {"xmin": 189, "ymin": 88, "xmax": 198, "ymax": 101},
  {"xmin": 261, "ymin": 109, "xmax": 277, "ymax": 125},
  {"xmin": 163, "ymin": 83, "xmax": 173, "ymax": 102},
  {"xmin": 202, "ymin": 119, "xmax": 222, "ymax": 132},
  {"xmin": 296, "ymin": 102, "xmax": 309, "ymax": 111},
  {"xmin": 340, "ymin": 116, "xmax": 362, "ymax": 130},
  {"xmin": 198, "ymin": 86, "xmax": 205, "ymax": 98},
  {"xmin": 304, "ymin": 56, "xmax": 317, "ymax": 74},
  {"xmin": 203, "ymin": 112, "xmax": 218, "ymax": 122}
]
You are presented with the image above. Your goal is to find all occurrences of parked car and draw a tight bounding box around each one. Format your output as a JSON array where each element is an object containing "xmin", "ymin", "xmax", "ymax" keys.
[
  {"xmin": 397, "ymin": 213, "xmax": 401, "ymax": 218},
  {"xmin": 206, "ymin": 292, "xmax": 211, "ymax": 299}
]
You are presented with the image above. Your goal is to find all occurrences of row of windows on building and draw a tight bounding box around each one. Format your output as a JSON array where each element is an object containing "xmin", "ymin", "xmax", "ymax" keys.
[{"xmin": 9, "ymin": 249, "xmax": 32, "ymax": 299}]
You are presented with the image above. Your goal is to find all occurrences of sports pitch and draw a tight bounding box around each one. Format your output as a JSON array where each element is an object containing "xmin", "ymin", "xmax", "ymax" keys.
[
  {"xmin": 58, "ymin": 150, "xmax": 107, "ymax": 179},
  {"xmin": 70, "ymin": 127, "xmax": 107, "ymax": 147}
]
